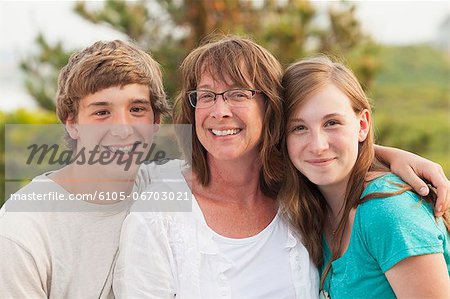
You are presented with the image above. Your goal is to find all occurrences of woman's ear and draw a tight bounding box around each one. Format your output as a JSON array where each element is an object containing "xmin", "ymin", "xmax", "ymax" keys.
[
  {"xmin": 358, "ymin": 109, "xmax": 370, "ymax": 142},
  {"xmin": 65, "ymin": 115, "xmax": 79, "ymax": 140}
]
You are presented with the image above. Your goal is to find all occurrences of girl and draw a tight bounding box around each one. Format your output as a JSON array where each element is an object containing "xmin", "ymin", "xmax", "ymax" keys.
[{"xmin": 281, "ymin": 56, "xmax": 450, "ymax": 298}]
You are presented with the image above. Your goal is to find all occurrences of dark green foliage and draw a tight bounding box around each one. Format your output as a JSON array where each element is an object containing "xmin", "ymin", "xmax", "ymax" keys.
[
  {"xmin": 20, "ymin": 33, "xmax": 72, "ymax": 112},
  {"xmin": 20, "ymin": 0, "xmax": 378, "ymax": 113},
  {"xmin": 371, "ymin": 45, "xmax": 450, "ymax": 175}
]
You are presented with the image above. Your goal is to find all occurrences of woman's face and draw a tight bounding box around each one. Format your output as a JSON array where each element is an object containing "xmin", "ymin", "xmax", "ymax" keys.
[
  {"xmin": 194, "ymin": 72, "xmax": 266, "ymax": 163},
  {"xmin": 286, "ymin": 84, "xmax": 369, "ymax": 193}
]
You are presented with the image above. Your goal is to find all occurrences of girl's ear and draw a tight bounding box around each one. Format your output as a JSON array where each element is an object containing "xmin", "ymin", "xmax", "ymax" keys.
[
  {"xmin": 358, "ymin": 109, "xmax": 370, "ymax": 142},
  {"xmin": 65, "ymin": 115, "xmax": 79, "ymax": 140}
]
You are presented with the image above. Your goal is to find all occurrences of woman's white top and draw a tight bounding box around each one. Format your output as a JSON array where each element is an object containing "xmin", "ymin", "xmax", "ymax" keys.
[{"xmin": 113, "ymin": 160, "xmax": 319, "ymax": 299}]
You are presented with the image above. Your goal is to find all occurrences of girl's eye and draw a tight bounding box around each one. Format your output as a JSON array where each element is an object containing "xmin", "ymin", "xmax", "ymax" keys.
[
  {"xmin": 324, "ymin": 120, "xmax": 339, "ymax": 127},
  {"xmin": 291, "ymin": 125, "xmax": 306, "ymax": 132}
]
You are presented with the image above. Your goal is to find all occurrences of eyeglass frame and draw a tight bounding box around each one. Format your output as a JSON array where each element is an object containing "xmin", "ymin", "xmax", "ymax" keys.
[{"xmin": 187, "ymin": 88, "xmax": 262, "ymax": 108}]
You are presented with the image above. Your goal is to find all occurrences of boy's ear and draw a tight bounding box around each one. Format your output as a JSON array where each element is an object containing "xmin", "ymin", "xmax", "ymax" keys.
[
  {"xmin": 358, "ymin": 109, "xmax": 370, "ymax": 142},
  {"xmin": 153, "ymin": 114, "xmax": 161, "ymax": 133},
  {"xmin": 65, "ymin": 115, "xmax": 79, "ymax": 140}
]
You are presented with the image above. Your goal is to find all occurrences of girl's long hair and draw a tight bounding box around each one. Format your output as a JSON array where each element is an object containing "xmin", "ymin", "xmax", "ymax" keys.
[{"xmin": 279, "ymin": 56, "xmax": 449, "ymax": 288}]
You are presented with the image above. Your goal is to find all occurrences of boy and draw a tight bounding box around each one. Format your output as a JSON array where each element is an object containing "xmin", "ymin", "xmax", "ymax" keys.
[{"xmin": 0, "ymin": 40, "xmax": 169, "ymax": 298}]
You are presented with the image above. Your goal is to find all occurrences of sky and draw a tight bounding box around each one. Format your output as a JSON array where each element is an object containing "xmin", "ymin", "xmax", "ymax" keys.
[{"xmin": 0, "ymin": 0, "xmax": 449, "ymax": 111}]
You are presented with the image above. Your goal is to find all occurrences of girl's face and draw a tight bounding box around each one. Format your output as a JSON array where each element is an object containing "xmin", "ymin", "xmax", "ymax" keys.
[{"xmin": 286, "ymin": 84, "xmax": 369, "ymax": 194}]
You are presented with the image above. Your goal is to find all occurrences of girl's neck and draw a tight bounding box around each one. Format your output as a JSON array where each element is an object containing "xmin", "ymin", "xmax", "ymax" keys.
[{"xmin": 319, "ymin": 181, "xmax": 347, "ymax": 221}]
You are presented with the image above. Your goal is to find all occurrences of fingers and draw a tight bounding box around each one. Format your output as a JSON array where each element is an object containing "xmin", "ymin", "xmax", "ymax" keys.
[
  {"xmin": 393, "ymin": 165, "xmax": 446, "ymax": 217},
  {"xmin": 390, "ymin": 155, "xmax": 449, "ymax": 217},
  {"xmin": 399, "ymin": 166, "xmax": 430, "ymax": 197},
  {"xmin": 422, "ymin": 163, "xmax": 449, "ymax": 217},
  {"xmin": 433, "ymin": 174, "xmax": 449, "ymax": 218}
]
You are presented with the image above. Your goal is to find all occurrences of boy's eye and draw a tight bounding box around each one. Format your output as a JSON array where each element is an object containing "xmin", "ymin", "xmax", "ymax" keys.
[
  {"xmin": 130, "ymin": 106, "xmax": 147, "ymax": 113},
  {"xmin": 94, "ymin": 110, "xmax": 110, "ymax": 117}
]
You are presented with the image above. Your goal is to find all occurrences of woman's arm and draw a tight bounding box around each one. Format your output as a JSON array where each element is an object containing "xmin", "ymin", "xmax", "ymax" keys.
[
  {"xmin": 385, "ymin": 253, "xmax": 450, "ymax": 298},
  {"xmin": 374, "ymin": 144, "xmax": 449, "ymax": 216}
]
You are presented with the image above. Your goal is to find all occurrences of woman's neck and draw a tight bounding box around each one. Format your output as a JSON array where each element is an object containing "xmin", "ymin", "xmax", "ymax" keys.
[
  {"xmin": 194, "ymin": 154, "xmax": 267, "ymax": 204},
  {"xmin": 187, "ymin": 155, "xmax": 277, "ymax": 238}
]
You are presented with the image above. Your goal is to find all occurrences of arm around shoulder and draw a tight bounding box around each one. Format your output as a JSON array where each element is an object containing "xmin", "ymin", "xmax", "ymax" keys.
[{"xmin": 374, "ymin": 144, "xmax": 450, "ymax": 216}]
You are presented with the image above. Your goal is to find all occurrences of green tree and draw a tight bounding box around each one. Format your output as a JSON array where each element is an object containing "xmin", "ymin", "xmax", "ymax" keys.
[
  {"xmin": 20, "ymin": 33, "xmax": 72, "ymax": 111},
  {"xmin": 21, "ymin": 0, "xmax": 378, "ymax": 113}
]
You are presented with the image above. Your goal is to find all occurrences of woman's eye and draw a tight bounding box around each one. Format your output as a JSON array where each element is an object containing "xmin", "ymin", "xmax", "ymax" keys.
[
  {"xmin": 231, "ymin": 92, "xmax": 248, "ymax": 98},
  {"xmin": 199, "ymin": 93, "xmax": 214, "ymax": 101}
]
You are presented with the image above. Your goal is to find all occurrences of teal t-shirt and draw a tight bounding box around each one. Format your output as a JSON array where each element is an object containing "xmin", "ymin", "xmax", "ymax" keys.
[{"xmin": 320, "ymin": 173, "xmax": 450, "ymax": 298}]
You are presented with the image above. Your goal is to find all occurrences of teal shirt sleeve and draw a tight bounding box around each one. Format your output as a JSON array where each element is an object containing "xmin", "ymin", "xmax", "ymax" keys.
[{"xmin": 357, "ymin": 174, "xmax": 446, "ymax": 273}]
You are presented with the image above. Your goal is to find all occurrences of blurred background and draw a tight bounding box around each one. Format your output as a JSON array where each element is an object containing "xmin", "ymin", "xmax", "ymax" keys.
[{"xmin": 1, "ymin": 0, "xmax": 449, "ymax": 205}]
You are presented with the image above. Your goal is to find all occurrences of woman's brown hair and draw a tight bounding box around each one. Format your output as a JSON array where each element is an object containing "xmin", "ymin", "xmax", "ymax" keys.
[{"xmin": 173, "ymin": 35, "xmax": 285, "ymax": 197}]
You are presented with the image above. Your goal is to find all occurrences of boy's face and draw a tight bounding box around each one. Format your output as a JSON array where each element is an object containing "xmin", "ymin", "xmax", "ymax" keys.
[{"xmin": 66, "ymin": 84, "xmax": 159, "ymax": 176}]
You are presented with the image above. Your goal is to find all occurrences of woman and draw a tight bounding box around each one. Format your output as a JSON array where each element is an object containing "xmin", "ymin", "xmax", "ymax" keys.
[
  {"xmin": 281, "ymin": 56, "xmax": 450, "ymax": 298},
  {"xmin": 114, "ymin": 36, "xmax": 318, "ymax": 298},
  {"xmin": 113, "ymin": 36, "xmax": 449, "ymax": 298}
]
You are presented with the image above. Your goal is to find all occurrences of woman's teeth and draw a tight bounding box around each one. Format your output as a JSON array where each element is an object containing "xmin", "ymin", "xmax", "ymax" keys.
[{"xmin": 211, "ymin": 129, "xmax": 241, "ymax": 136}]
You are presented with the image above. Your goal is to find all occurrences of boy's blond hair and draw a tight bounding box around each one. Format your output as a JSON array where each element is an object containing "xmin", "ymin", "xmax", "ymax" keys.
[{"xmin": 56, "ymin": 40, "xmax": 169, "ymax": 123}]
